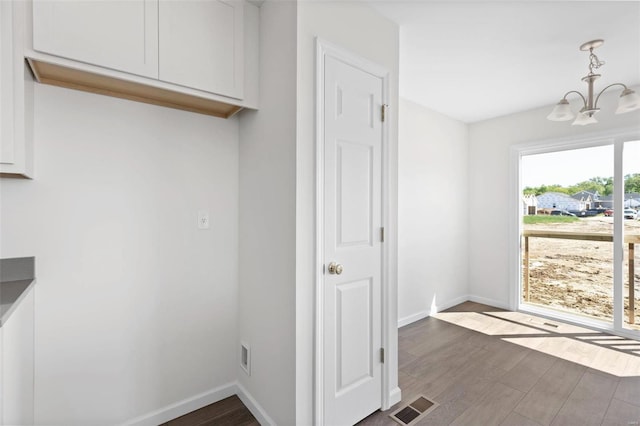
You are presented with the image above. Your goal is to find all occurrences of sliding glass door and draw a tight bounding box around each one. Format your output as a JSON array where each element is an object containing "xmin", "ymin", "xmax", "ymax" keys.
[
  {"xmin": 517, "ymin": 136, "xmax": 640, "ymax": 338},
  {"xmin": 623, "ymin": 140, "xmax": 640, "ymax": 333}
]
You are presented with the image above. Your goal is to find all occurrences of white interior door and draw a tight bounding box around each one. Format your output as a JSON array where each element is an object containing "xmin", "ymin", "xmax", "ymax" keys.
[{"xmin": 323, "ymin": 54, "xmax": 384, "ymax": 425}]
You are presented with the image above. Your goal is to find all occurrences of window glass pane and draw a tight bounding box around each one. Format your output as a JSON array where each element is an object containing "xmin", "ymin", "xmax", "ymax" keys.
[
  {"xmin": 521, "ymin": 145, "xmax": 614, "ymax": 324},
  {"xmin": 623, "ymin": 140, "xmax": 640, "ymax": 332}
]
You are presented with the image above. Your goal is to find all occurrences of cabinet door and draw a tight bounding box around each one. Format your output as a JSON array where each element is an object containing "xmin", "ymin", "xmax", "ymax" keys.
[
  {"xmin": 0, "ymin": 326, "xmax": 3, "ymax": 423},
  {"xmin": 2, "ymin": 287, "xmax": 35, "ymax": 424},
  {"xmin": 159, "ymin": 0, "xmax": 243, "ymax": 99},
  {"xmin": 32, "ymin": 0, "xmax": 159, "ymax": 78},
  {"xmin": 1, "ymin": 0, "xmax": 15, "ymax": 163},
  {"xmin": 1, "ymin": 0, "xmax": 33, "ymax": 178}
]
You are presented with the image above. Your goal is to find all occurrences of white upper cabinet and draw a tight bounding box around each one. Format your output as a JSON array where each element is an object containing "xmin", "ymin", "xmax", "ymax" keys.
[
  {"xmin": 1, "ymin": 1, "xmax": 34, "ymax": 178},
  {"xmin": 32, "ymin": 0, "xmax": 159, "ymax": 78},
  {"xmin": 1, "ymin": 1, "xmax": 15, "ymax": 161},
  {"xmin": 159, "ymin": 0, "xmax": 243, "ymax": 99},
  {"xmin": 26, "ymin": 0, "xmax": 258, "ymax": 117}
]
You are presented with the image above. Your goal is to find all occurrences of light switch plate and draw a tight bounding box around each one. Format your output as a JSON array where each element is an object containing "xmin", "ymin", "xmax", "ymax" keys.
[{"xmin": 197, "ymin": 210, "xmax": 210, "ymax": 229}]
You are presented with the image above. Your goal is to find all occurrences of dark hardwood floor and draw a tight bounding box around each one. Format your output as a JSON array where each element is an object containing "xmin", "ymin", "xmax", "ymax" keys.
[{"xmin": 162, "ymin": 395, "xmax": 259, "ymax": 426}]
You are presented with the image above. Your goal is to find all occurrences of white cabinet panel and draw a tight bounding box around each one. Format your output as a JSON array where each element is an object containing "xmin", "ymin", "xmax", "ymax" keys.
[
  {"xmin": 32, "ymin": 0, "xmax": 159, "ymax": 78},
  {"xmin": 1, "ymin": 1, "xmax": 34, "ymax": 178},
  {"xmin": 159, "ymin": 0, "xmax": 243, "ymax": 99},
  {"xmin": 0, "ymin": 327, "xmax": 3, "ymax": 423},
  {"xmin": 1, "ymin": 1, "xmax": 15, "ymax": 164},
  {"xmin": 2, "ymin": 287, "xmax": 35, "ymax": 425}
]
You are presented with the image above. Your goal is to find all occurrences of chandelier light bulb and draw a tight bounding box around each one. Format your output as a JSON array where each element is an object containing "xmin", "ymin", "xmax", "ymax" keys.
[
  {"xmin": 572, "ymin": 112, "xmax": 598, "ymax": 126},
  {"xmin": 547, "ymin": 99, "xmax": 575, "ymax": 121},
  {"xmin": 616, "ymin": 88, "xmax": 640, "ymax": 114}
]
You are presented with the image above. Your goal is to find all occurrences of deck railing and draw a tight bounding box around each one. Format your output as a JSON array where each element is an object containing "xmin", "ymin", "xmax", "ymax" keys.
[{"xmin": 522, "ymin": 230, "xmax": 640, "ymax": 324}]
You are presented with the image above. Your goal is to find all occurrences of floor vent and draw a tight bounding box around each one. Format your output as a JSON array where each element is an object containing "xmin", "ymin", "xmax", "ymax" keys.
[{"xmin": 389, "ymin": 396, "xmax": 438, "ymax": 425}]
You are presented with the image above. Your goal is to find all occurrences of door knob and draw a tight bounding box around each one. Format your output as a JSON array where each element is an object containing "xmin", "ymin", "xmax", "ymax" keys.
[{"xmin": 328, "ymin": 262, "xmax": 343, "ymax": 275}]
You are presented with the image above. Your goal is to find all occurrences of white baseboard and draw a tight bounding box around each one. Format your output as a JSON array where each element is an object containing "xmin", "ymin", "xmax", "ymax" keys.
[
  {"xmin": 468, "ymin": 294, "xmax": 510, "ymax": 310},
  {"xmin": 435, "ymin": 295, "xmax": 472, "ymax": 314},
  {"xmin": 385, "ymin": 386, "xmax": 402, "ymax": 409},
  {"xmin": 236, "ymin": 382, "xmax": 276, "ymax": 426},
  {"xmin": 397, "ymin": 309, "xmax": 431, "ymax": 328},
  {"xmin": 121, "ymin": 381, "xmax": 275, "ymax": 426},
  {"xmin": 397, "ymin": 294, "xmax": 471, "ymax": 328},
  {"xmin": 121, "ymin": 382, "xmax": 237, "ymax": 426}
]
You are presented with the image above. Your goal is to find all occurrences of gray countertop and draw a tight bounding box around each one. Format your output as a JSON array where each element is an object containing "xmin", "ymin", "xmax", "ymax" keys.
[{"xmin": 1, "ymin": 257, "xmax": 35, "ymax": 327}]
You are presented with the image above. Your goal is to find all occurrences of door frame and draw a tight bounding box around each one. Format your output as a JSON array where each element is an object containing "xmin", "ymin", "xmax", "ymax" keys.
[
  {"xmin": 509, "ymin": 126, "xmax": 640, "ymax": 339},
  {"xmin": 314, "ymin": 38, "xmax": 396, "ymax": 425}
]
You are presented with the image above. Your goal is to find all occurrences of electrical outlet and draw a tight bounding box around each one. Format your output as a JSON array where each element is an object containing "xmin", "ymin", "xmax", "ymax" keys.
[
  {"xmin": 240, "ymin": 342, "xmax": 251, "ymax": 376},
  {"xmin": 197, "ymin": 210, "xmax": 210, "ymax": 229}
]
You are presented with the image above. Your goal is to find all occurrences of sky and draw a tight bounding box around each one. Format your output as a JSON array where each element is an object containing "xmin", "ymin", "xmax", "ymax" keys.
[{"xmin": 522, "ymin": 140, "xmax": 640, "ymax": 188}]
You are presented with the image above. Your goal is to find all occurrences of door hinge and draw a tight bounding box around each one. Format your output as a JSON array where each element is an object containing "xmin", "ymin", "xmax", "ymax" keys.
[
  {"xmin": 381, "ymin": 227, "xmax": 385, "ymax": 243},
  {"xmin": 381, "ymin": 104, "xmax": 388, "ymax": 122},
  {"xmin": 380, "ymin": 347, "xmax": 385, "ymax": 363}
]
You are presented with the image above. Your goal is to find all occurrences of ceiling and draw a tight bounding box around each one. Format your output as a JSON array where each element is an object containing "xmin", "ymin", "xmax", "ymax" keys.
[{"xmin": 368, "ymin": 1, "xmax": 640, "ymax": 123}]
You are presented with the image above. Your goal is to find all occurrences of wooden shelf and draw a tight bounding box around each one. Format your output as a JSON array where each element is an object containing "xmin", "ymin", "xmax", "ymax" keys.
[{"xmin": 27, "ymin": 59, "xmax": 243, "ymax": 119}]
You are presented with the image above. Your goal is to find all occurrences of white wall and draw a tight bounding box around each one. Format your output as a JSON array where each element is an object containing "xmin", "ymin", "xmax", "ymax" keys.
[
  {"xmin": 237, "ymin": 1, "xmax": 297, "ymax": 425},
  {"xmin": 397, "ymin": 98, "xmax": 469, "ymax": 325},
  {"xmin": 468, "ymin": 87, "xmax": 640, "ymax": 309},
  {"xmin": 296, "ymin": 3, "xmax": 400, "ymax": 423},
  {"xmin": 0, "ymin": 84, "xmax": 239, "ymax": 425}
]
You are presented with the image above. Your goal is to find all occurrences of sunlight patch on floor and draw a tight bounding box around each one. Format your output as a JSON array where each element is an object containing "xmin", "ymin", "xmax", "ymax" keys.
[
  {"xmin": 434, "ymin": 310, "xmax": 640, "ymax": 377},
  {"xmin": 433, "ymin": 311, "xmax": 551, "ymax": 336}
]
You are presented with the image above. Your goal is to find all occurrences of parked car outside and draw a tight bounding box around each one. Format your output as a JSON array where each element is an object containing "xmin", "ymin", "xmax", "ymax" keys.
[
  {"xmin": 604, "ymin": 209, "xmax": 614, "ymax": 217},
  {"xmin": 550, "ymin": 210, "xmax": 577, "ymax": 217},
  {"xmin": 568, "ymin": 210, "xmax": 587, "ymax": 217},
  {"xmin": 624, "ymin": 209, "xmax": 638, "ymax": 220}
]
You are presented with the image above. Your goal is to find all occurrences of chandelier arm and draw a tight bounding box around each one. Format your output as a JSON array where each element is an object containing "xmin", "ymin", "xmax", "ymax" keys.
[
  {"xmin": 563, "ymin": 90, "xmax": 587, "ymax": 108},
  {"xmin": 594, "ymin": 83, "xmax": 628, "ymax": 109}
]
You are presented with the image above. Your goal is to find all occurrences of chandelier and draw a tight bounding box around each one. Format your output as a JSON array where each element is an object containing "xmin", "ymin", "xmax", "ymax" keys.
[{"xmin": 547, "ymin": 39, "xmax": 640, "ymax": 125}]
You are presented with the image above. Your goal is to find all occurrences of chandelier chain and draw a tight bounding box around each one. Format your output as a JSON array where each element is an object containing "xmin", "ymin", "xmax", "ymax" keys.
[{"xmin": 588, "ymin": 48, "xmax": 605, "ymax": 75}]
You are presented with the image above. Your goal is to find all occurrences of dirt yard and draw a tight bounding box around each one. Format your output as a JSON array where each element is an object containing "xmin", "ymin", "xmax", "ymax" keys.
[{"xmin": 523, "ymin": 216, "xmax": 640, "ymax": 328}]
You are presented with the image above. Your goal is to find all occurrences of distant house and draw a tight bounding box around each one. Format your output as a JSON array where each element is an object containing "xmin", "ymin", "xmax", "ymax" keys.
[
  {"xmin": 572, "ymin": 190, "xmax": 599, "ymax": 200},
  {"xmin": 571, "ymin": 193, "xmax": 593, "ymax": 209},
  {"xmin": 537, "ymin": 192, "xmax": 584, "ymax": 211},
  {"xmin": 596, "ymin": 195, "xmax": 613, "ymax": 209},
  {"xmin": 522, "ymin": 194, "xmax": 537, "ymax": 215},
  {"xmin": 593, "ymin": 193, "xmax": 640, "ymax": 209},
  {"xmin": 572, "ymin": 190, "xmax": 599, "ymax": 209},
  {"xmin": 625, "ymin": 192, "xmax": 640, "ymax": 208}
]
